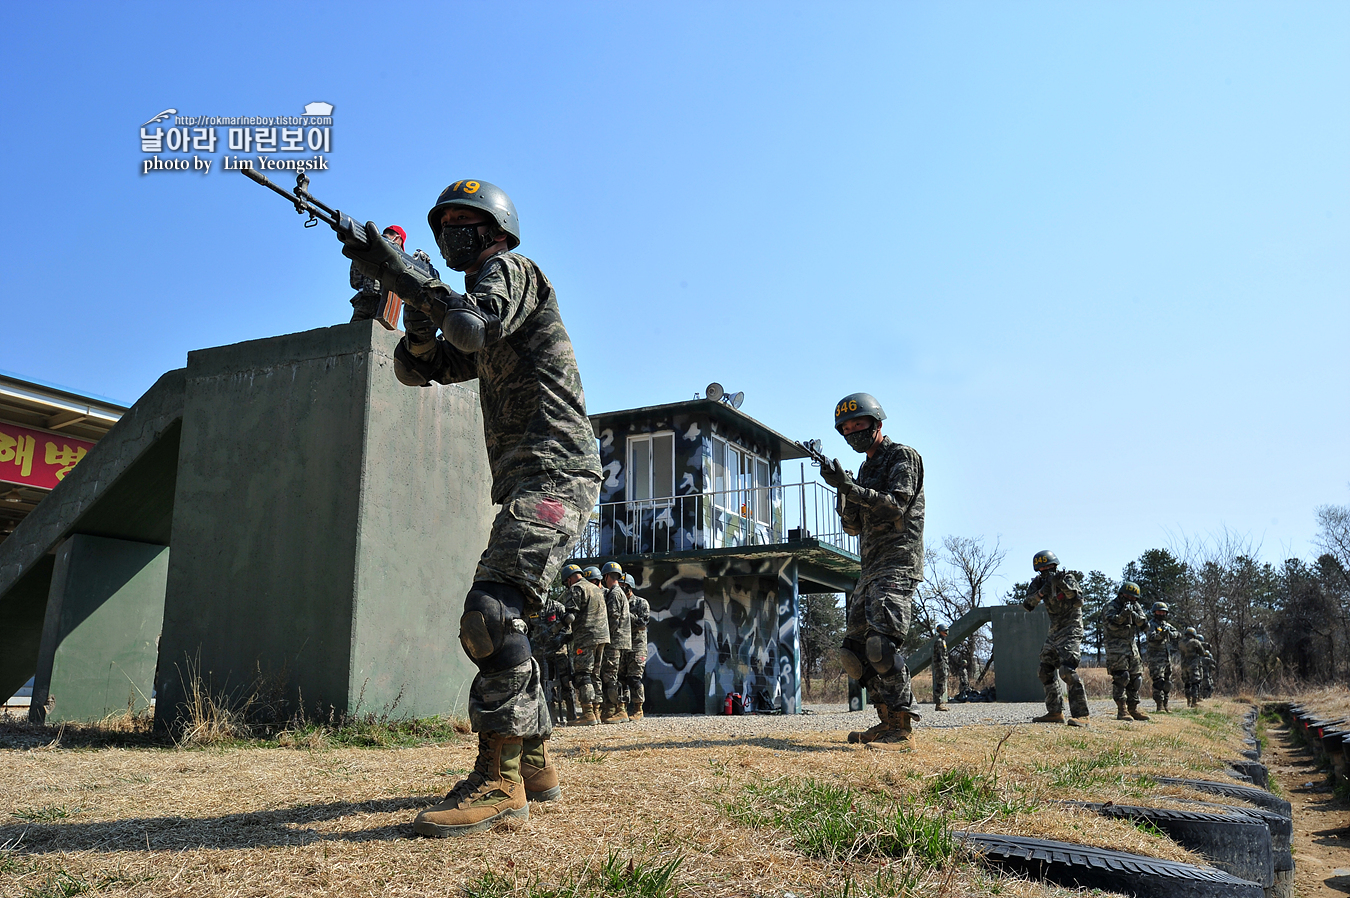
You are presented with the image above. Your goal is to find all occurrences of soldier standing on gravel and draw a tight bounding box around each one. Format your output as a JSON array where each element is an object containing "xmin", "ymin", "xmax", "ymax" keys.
[
  {"xmin": 567, "ymin": 565, "xmax": 610, "ymax": 726},
  {"xmin": 599, "ymin": 561, "xmax": 632, "ymax": 724},
  {"xmin": 1103, "ymin": 581, "xmax": 1150, "ymax": 721},
  {"xmin": 353, "ymin": 179, "xmax": 603, "ymax": 837},
  {"xmin": 622, "ymin": 574, "xmax": 650, "ymax": 720},
  {"xmin": 526, "ymin": 595, "xmax": 570, "ymax": 726},
  {"xmin": 818, "ymin": 393, "xmax": 925, "ymax": 749},
  {"xmin": 1021, "ymin": 550, "xmax": 1091, "ymax": 727},
  {"xmin": 932, "ymin": 624, "xmax": 950, "ymax": 711},
  {"xmin": 1145, "ymin": 602, "xmax": 1180, "ymax": 713},
  {"xmin": 1179, "ymin": 627, "xmax": 1206, "ymax": 708}
]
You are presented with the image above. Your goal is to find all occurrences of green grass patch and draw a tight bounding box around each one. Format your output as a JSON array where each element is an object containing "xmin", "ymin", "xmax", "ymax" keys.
[
  {"xmin": 923, "ymin": 767, "xmax": 1037, "ymax": 820},
  {"xmin": 10, "ymin": 805, "xmax": 81, "ymax": 823},
  {"xmin": 1035, "ymin": 746, "xmax": 1140, "ymax": 789},
  {"xmin": 726, "ymin": 777, "xmax": 959, "ymax": 865}
]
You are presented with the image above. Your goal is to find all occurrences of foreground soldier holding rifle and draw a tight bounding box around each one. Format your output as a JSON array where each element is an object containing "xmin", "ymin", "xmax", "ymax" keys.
[{"xmin": 243, "ymin": 170, "xmax": 602, "ymax": 836}]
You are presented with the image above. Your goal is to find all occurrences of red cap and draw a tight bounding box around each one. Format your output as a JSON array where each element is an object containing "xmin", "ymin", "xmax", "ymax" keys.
[{"xmin": 382, "ymin": 225, "xmax": 407, "ymax": 245}]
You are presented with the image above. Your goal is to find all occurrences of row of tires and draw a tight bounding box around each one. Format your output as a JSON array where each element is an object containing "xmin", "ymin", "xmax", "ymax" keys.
[
  {"xmin": 1280, "ymin": 701, "xmax": 1350, "ymax": 785},
  {"xmin": 964, "ymin": 705, "xmax": 1291, "ymax": 898}
]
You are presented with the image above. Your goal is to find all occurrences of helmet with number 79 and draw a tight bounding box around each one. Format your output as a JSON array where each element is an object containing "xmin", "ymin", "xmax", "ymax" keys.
[{"xmin": 427, "ymin": 179, "xmax": 520, "ymax": 247}]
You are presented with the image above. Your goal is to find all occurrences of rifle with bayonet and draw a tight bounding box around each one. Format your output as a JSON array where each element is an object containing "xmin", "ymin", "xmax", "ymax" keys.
[{"xmin": 240, "ymin": 169, "xmax": 437, "ymax": 330}]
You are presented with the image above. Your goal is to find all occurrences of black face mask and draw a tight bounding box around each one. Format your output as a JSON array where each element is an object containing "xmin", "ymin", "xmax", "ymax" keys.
[
  {"xmin": 437, "ymin": 223, "xmax": 491, "ymax": 270},
  {"xmin": 845, "ymin": 426, "xmax": 877, "ymax": 453}
]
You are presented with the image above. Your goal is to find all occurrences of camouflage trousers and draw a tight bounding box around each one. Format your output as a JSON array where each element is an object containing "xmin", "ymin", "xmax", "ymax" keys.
[
  {"xmin": 1148, "ymin": 658, "xmax": 1172, "ymax": 705},
  {"xmin": 467, "ymin": 475, "xmax": 599, "ymax": 737},
  {"xmin": 1105, "ymin": 642, "xmax": 1143, "ymax": 704},
  {"xmin": 622, "ymin": 631, "xmax": 648, "ymax": 708},
  {"xmin": 600, "ymin": 643, "xmax": 626, "ymax": 706},
  {"xmin": 349, "ymin": 290, "xmax": 380, "ymax": 322},
  {"xmin": 846, "ymin": 570, "xmax": 918, "ymax": 717},
  {"xmin": 1183, "ymin": 664, "xmax": 1203, "ymax": 703},
  {"xmin": 572, "ymin": 644, "xmax": 605, "ymax": 706},
  {"xmin": 931, "ymin": 660, "xmax": 948, "ymax": 704},
  {"xmin": 1038, "ymin": 636, "xmax": 1089, "ymax": 718}
]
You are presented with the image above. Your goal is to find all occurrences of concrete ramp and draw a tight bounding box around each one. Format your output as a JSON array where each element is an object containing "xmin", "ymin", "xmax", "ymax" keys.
[
  {"xmin": 0, "ymin": 369, "xmax": 185, "ymax": 702},
  {"xmin": 906, "ymin": 604, "xmax": 995, "ymax": 675}
]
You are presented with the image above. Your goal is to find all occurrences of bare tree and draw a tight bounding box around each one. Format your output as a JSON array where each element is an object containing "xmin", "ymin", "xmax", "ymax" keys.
[
  {"xmin": 1315, "ymin": 503, "xmax": 1350, "ymax": 590},
  {"xmin": 917, "ymin": 535, "xmax": 1005, "ymax": 688}
]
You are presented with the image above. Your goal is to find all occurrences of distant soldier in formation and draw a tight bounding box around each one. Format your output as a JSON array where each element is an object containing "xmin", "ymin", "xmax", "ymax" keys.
[
  {"xmin": 1021, "ymin": 550, "xmax": 1090, "ymax": 726},
  {"xmin": 1145, "ymin": 602, "xmax": 1180, "ymax": 713},
  {"xmin": 1179, "ymin": 626, "xmax": 1206, "ymax": 708},
  {"xmin": 1198, "ymin": 634, "xmax": 1216, "ymax": 698},
  {"xmin": 622, "ymin": 573, "xmax": 650, "ymax": 721},
  {"xmin": 1102, "ymin": 581, "xmax": 1150, "ymax": 721},
  {"xmin": 818, "ymin": 393, "xmax": 926, "ymax": 749},
  {"xmin": 599, "ymin": 561, "xmax": 632, "ymax": 724},
  {"xmin": 932, "ymin": 624, "xmax": 950, "ymax": 711},
  {"xmin": 526, "ymin": 594, "xmax": 571, "ymax": 726},
  {"xmin": 566, "ymin": 565, "xmax": 609, "ymax": 725}
]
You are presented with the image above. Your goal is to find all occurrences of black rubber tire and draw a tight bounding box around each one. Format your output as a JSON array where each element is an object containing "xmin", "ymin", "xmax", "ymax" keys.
[
  {"xmin": 1156, "ymin": 777, "xmax": 1291, "ymax": 818},
  {"xmin": 1228, "ymin": 760, "xmax": 1270, "ymax": 789},
  {"xmin": 1071, "ymin": 802, "xmax": 1273, "ymax": 887},
  {"xmin": 960, "ymin": 832, "xmax": 1265, "ymax": 898},
  {"xmin": 1180, "ymin": 799, "xmax": 1293, "ymax": 873}
]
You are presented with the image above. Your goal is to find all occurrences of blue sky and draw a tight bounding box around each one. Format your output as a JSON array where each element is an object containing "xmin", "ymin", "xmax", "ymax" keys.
[{"xmin": 2, "ymin": 2, "xmax": 1346, "ymax": 594}]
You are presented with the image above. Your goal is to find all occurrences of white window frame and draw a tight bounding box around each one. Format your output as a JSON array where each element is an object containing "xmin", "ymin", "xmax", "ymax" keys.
[
  {"xmin": 711, "ymin": 435, "xmax": 772, "ymax": 524},
  {"xmin": 627, "ymin": 431, "xmax": 675, "ymax": 508}
]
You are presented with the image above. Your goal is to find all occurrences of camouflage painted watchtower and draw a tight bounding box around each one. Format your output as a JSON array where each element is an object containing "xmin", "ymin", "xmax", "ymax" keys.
[{"xmin": 571, "ymin": 399, "xmax": 859, "ymax": 715}]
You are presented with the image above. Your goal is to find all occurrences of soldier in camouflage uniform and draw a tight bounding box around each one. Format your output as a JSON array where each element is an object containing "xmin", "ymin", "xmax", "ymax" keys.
[
  {"xmin": 1145, "ymin": 602, "xmax": 1180, "ymax": 712},
  {"xmin": 599, "ymin": 561, "xmax": 632, "ymax": 724},
  {"xmin": 1198, "ymin": 634, "xmax": 1215, "ymax": 698},
  {"xmin": 1178, "ymin": 626, "xmax": 1205, "ymax": 708},
  {"xmin": 818, "ymin": 393, "xmax": 925, "ymax": 749},
  {"xmin": 1103, "ymin": 581, "xmax": 1150, "ymax": 721},
  {"xmin": 932, "ymin": 624, "xmax": 950, "ymax": 711},
  {"xmin": 527, "ymin": 594, "xmax": 573, "ymax": 725},
  {"xmin": 622, "ymin": 573, "xmax": 650, "ymax": 720},
  {"xmin": 1022, "ymin": 550, "xmax": 1091, "ymax": 726},
  {"xmin": 354, "ymin": 180, "xmax": 602, "ymax": 837},
  {"xmin": 566, "ymin": 565, "xmax": 609, "ymax": 725}
]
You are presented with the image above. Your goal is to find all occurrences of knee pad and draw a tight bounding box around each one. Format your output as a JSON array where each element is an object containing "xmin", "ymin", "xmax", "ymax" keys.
[
  {"xmin": 459, "ymin": 581, "xmax": 532, "ymax": 674},
  {"xmin": 866, "ymin": 634, "xmax": 900, "ymax": 675},
  {"xmin": 839, "ymin": 638, "xmax": 867, "ymax": 680},
  {"xmin": 1060, "ymin": 665, "xmax": 1081, "ymax": 684}
]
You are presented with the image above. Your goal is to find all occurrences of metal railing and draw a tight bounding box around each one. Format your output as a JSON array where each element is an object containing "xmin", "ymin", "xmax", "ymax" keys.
[{"xmin": 571, "ymin": 482, "xmax": 858, "ymax": 559}]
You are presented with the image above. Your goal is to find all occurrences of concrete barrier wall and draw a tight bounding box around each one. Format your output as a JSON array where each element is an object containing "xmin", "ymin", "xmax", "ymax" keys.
[
  {"xmin": 991, "ymin": 604, "xmax": 1050, "ymax": 703},
  {"xmin": 155, "ymin": 323, "xmax": 492, "ymax": 730}
]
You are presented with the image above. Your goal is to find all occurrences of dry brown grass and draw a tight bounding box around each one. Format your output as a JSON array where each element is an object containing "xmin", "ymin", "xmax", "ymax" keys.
[
  {"xmin": 0, "ymin": 700, "xmax": 1259, "ymax": 897},
  {"xmin": 1279, "ymin": 684, "xmax": 1350, "ymax": 721}
]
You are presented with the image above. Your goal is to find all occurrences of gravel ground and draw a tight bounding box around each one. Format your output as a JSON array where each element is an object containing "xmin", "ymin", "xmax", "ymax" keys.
[{"xmin": 564, "ymin": 699, "xmax": 1121, "ymax": 740}]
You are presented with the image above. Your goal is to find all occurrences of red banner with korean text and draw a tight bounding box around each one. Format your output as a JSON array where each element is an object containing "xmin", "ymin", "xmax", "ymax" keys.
[{"xmin": 0, "ymin": 422, "xmax": 95, "ymax": 490}]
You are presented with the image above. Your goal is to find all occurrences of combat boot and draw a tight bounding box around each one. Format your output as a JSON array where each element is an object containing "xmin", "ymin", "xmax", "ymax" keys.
[
  {"xmin": 413, "ymin": 732, "xmax": 527, "ymax": 837},
  {"xmin": 600, "ymin": 701, "xmax": 627, "ymax": 724},
  {"xmin": 868, "ymin": 707, "xmax": 915, "ymax": 750},
  {"xmin": 1128, "ymin": 703, "xmax": 1150, "ymax": 721},
  {"xmin": 628, "ymin": 703, "xmax": 644, "ymax": 721},
  {"xmin": 1115, "ymin": 699, "xmax": 1130, "ymax": 720},
  {"xmin": 1067, "ymin": 715, "xmax": 1090, "ymax": 728},
  {"xmin": 577, "ymin": 702, "xmax": 600, "ymax": 726},
  {"xmin": 1161, "ymin": 696, "xmax": 1170, "ymax": 713},
  {"xmin": 935, "ymin": 701, "xmax": 950, "ymax": 712},
  {"xmin": 1032, "ymin": 710, "xmax": 1065, "ymax": 724},
  {"xmin": 521, "ymin": 736, "xmax": 560, "ymax": 802},
  {"xmin": 847, "ymin": 703, "xmax": 889, "ymax": 744}
]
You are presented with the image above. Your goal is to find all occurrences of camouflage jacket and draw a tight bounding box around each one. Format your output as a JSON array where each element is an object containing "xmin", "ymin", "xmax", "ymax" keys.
[
  {"xmin": 1023, "ymin": 569, "xmax": 1085, "ymax": 648},
  {"xmin": 415, "ymin": 252, "xmax": 602, "ymax": 505},
  {"xmin": 605, "ymin": 583, "xmax": 632, "ymax": 649},
  {"xmin": 527, "ymin": 597, "xmax": 570, "ymax": 656},
  {"xmin": 1145, "ymin": 620, "xmax": 1180, "ymax": 663},
  {"xmin": 932, "ymin": 635, "xmax": 949, "ymax": 673},
  {"xmin": 350, "ymin": 260, "xmax": 381, "ymax": 299},
  {"xmin": 1179, "ymin": 635, "xmax": 1205, "ymax": 670},
  {"xmin": 1103, "ymin": 597, "xmax": 1148, "ymax": 647},
  {"xmin": 839, "ymin": 437, "xmax": 925, "ymax": 583},
  {"xmin": 567, "ymin": 579, "xmax": 609, "ymax": 649}
]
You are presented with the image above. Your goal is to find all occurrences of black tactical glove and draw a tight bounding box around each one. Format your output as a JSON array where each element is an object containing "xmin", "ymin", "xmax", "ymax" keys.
[
  {"xmin": 393, "ymin": 337, "xmax": 440, "ymax": 387},
  {"xmin": 342, "ymin": 221, "xmax": 437, "ymax": 307},
  {"xmin": 820, "ymin": 458, "xmax": 854, "ymax": 490}
]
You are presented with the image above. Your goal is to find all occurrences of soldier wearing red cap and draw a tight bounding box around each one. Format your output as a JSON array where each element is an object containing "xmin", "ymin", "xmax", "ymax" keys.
[{"xmin": 348, "ymin": 225, "xmax": 409, "ymax": 322}]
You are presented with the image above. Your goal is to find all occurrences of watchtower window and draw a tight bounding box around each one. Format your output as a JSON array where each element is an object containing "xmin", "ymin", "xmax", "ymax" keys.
[{"xmin": 628, "ymin": 432, "xmax": 674, "ymax": 503}]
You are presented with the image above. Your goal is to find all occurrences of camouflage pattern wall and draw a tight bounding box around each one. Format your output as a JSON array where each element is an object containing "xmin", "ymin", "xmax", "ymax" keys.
[{"xmin": 625, "ymin": 556, "xmax": 800, "ymax": 715}]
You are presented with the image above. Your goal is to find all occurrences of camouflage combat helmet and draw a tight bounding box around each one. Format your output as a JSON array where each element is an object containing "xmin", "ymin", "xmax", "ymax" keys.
[
  {"xmin": 1152, "ymin": 601, "xmax": 1169, "ymax": 615},
  {"xmin": 1033, "ymin": 550, "xmax": 1059, "ymax": 572},
  {"xmin": 601, "ymin": 561, "xmax": 624, "ymax": 577},
  {"xmin": 624, "ymin": 573, "xmax": 636, "ymax": 588},
  {"xmin": 833, "ymin": 393, "xmax": 886, "ymax": 434},
  {"xmin": 1196, "ymin": 633, "xmax": 1205, "ymax": 642},
  {"xmin": 427, "ymin": 179, "xmax": 521, "ymax": 248},
  {"xmin": 561, "ymin": 563, "xmax": 583, "ymax": 582},
  {"xmin": 1119, "ymin": 581, "xmax": 1141, "ymax": 598},
  {"xmin": 583, "ymin": 566, "xmax": 602, "ymax": 583},
  {"xmin": 936, "ymin": 624, "xmax": 948, "ymax": 635},
  {"xmin": 1184, "ymin": 626, "xmax": 1197, "ymax": 637}
]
